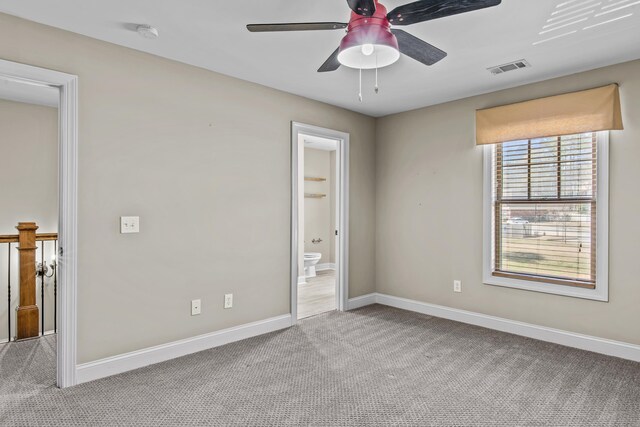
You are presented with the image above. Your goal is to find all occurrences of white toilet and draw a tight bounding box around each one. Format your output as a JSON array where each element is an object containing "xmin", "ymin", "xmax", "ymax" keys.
[{"xmin": 304, "ymin": 252, "xmax": 322, "ymax": 278}]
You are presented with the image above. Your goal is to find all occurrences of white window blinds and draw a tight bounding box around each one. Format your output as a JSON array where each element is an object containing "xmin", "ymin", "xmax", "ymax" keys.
[{"xmin": 492, "ymin": 132, "xmax": 597, "ymax": 288}]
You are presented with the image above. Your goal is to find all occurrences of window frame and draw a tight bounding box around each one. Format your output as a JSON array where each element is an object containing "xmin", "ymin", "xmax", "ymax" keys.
[{"xmin": 482, "ymin": 131, "xmax": 609, "ymax": 301}]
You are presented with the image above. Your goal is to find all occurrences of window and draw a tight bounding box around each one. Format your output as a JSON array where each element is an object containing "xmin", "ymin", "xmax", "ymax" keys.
[{"xmin": 483, "ymin": 132, "xmax": 609, "ymax": 301}]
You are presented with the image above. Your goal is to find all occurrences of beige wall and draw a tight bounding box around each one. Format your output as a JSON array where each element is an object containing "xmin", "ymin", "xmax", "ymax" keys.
[
  {"xmin": 0, "ymin": 99, "xmax": 58, "ymax": 233},
  {"xmin": 376, "ymin": 59, "xmax": 640, "ymax": 345},
  {"xmin": 304, "ymin": 148, "xmax": 333, "ymax": 264},
  {"xmin": 0, "ymin": 13, "xmax": 376, "ymax": 363},
  {"xmin": 0, "ymin": 99, "xmax": 58, "ymax": 340}
]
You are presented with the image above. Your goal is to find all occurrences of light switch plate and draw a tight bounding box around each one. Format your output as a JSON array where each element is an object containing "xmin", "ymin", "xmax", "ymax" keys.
[
  {"xmin": 191, "ymin": 299, "xmax": 201, "ymax": 316},
  {"xmin": 120, "ymin": 216, "xmax": 140, "ymax": 234}
]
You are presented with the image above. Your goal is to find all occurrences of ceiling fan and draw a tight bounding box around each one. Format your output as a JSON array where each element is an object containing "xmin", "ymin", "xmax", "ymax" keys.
[{"xmin": 247, "ymin": 0, "xmax": 502, "ymax": 72}]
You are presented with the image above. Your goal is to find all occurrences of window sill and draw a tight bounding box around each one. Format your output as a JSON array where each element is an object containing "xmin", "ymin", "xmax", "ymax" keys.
[
  {"xmin": 492, "ymin": 271, "xmax": 595, "ymax": 289},
  {"xmin": 483, "ymin": 273, "xmax": 608, "ymax": 302}
]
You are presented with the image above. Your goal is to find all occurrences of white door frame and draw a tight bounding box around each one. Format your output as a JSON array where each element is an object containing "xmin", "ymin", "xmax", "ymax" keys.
[
  {"xmin": 0, "ymin": 59, "xmax": 78, "ymax": 388},
  {"xmin": 291, "ymin": 122, "xmax": 349, "ymax": 323}
]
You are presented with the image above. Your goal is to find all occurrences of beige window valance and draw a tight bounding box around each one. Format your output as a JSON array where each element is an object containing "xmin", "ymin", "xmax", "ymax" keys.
[{"xmin": 475, "ymin": 84, "xmax": 623, "ymax": 145}]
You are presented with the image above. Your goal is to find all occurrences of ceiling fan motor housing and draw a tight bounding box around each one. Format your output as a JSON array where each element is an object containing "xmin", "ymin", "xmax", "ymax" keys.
[{"xmin": 338, "ymin": 1, "xmax": 400, "ymax": 69}]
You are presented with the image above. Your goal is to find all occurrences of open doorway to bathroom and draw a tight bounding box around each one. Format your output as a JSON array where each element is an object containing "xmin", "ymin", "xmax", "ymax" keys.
[
  {"xmin": 299, "ymin": 136, "xmax": 337, "ymax": 319},
  {"xmin": 291, "ymin": 122, "xmax": 349, "ymax": 322}
]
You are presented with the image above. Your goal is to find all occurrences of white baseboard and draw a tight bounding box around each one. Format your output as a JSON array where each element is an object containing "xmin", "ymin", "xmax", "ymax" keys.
[
  {"xmin": 347, "ymin": 293, "xmax": 640, "ymax": 363},
  {"xmin": 346, "ymin": 293, "xmax": 377, "ymax": 310},
  {"xmin": 297, "ymin": 276, "xmax": 307, "ymax": 285},
  {"xmin": 316, "ymin": 263, "xmax": 336, "ymax": 271},
  {"xmin": 76, "ymin": 314, "xmax": 292, "ymax": 384}
]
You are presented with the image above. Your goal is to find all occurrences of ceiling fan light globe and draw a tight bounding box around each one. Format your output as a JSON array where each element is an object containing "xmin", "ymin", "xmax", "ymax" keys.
[
  {"xmin": 338, "ymin": 44, "xmax": 399, "ymax": 69},
  {"xmin": 361, "ymin": 43, "xmax": 375, "ymax": 56}
]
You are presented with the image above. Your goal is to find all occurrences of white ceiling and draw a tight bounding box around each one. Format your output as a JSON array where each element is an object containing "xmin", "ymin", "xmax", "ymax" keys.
[
  {"xmin": 0, "ymin": 77, "xmax": 59, "ymax": 107},
  {"xmin": 304, "ymin": 134, "xmax": 339, "ymax": 151},
  {"xmin": 1, "ymin": 0, "xmax": 639, "ymax": 116}
]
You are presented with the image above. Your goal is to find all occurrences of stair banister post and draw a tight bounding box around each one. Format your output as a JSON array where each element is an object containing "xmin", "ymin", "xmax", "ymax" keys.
[{"xmin": 16, "ymin": 222, "xmax": 39, "ymax": 339}]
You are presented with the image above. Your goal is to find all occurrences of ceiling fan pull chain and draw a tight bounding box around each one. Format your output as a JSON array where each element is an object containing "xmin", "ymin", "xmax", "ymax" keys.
[
  {"xmin": 358, "ymin": 68, "xmax": 363, "ymax": 102},
  {"xmin": 375, "ymin": 53, "xmax": 379, "ymax": 94}
]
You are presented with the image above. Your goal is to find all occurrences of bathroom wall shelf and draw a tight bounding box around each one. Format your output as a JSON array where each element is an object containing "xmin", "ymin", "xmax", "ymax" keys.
[
  {"xmin": 304, "ymin": 193, "xmax": 326, "ymax": 198},
  {"xmin": 304, "ymin": 177, "xmax": 326, "ymax": 182}
]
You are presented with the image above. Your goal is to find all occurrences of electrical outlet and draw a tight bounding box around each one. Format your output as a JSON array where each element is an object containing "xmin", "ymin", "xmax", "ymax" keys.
[
  {"xmin": 224, "ymin": 293, "xmax": 233, "ymax": 309},
  {"xmin": 453, "ymin": 280, "xmax": 462, "ymax": 293},
  {"xmin": 191, "ymin": 299, "xmax": 201, "ymax": 316},
  {"xmin": 120, "ymin": 216, "xmax": 140, "ymax": 234}
]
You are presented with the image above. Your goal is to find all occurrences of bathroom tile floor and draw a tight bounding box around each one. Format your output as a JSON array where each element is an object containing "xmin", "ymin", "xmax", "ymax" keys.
[{"xmin": 297, "ymin": 269, "xmax": 336, "ymax": 319}]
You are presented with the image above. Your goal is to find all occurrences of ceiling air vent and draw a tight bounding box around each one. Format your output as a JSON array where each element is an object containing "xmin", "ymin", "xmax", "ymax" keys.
[{"xmin": 488, "ymin": 59, "xmax": 531, "ymax": 75}]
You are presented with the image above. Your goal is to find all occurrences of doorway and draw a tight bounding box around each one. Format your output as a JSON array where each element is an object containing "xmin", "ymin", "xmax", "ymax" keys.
[
  {"xmin": 0, "ymin": 59, "xmax": 78, "ymax": 388},
  {"xmin": 291, "ymin": 122, "xmax": 349, "ymax": 322},
  {"xmin": 0, "ymin": 75, "xmax": 60, "ymax": 391}
]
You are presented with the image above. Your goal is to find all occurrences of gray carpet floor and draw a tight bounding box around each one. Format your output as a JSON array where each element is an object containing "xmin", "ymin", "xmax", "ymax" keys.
[{"xmin": 1, "ymin": 304, "xmax": 640, "ymax": 426}]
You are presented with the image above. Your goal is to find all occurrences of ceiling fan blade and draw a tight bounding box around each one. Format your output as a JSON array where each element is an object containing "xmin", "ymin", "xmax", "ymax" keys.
[
  {"xmin": 247, "ymin": 22, "xmax": 347, "ymax": 32},
  {"xmin": 387, "ymin": 0, "xmax": 501, "ymax": 26},
  {"xmin": 318, "ymin": 48, "xmax": 341, "ymax": 72},
  {"xmin": 391, "ymin": 29, "xmax": 447, "ymax": 66},
  {"xmin": 347, "ymin": 0, "xmax": 376, "ymax": 16}
]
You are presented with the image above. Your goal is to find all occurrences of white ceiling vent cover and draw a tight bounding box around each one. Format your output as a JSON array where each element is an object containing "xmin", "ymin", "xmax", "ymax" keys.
[{"xmin": 488, "ymin": 59, "xmax": 531, "ymax": 75}]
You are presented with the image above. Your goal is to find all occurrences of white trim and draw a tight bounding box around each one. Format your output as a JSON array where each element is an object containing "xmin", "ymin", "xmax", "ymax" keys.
[
  {"xmin": 337, "ymin": 132, "xmax": 350, "ymax": 313},
  {"xmin": 290, "ymin": 122, "xmax": 349, "ymax": 324},
  {"xmin": 481, "ymin": 132, "xmax": 609, "ymax": 301},
  {"xmin": 346, "ymin": 293, "xmax": 377, "ymax": 310},
  {"xmin": 57, "ymin": 68, "xmax": 79, "ymax": 389},
  {"xmin": 76, "ymin": 314, "xmax": 291, "ymax": 385},
  {"xmin": 290, "ymin": 125, "xmax": 300, "ymax": 323},
  {"xmin": 297, "ymin": 276, "xmax": 307, "ymax": 285},
  {"xmin": 315, "ymin": 263, "xmax": 336, "ymax": 271},
  {"xmin": 348, "ymin": 293, "xmax": 640, "ymax": 362},
  {"xmin": 0, "ymin": 59, "xmax": 79, "ymax": 388}
]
